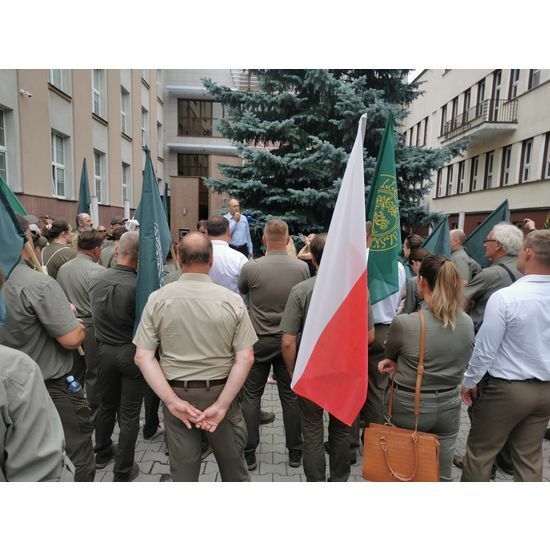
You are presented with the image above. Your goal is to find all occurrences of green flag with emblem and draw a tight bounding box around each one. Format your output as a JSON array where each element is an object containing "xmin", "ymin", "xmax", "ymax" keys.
[
  {"xmin": 366, "ymin": 112, "xmax": 401, "ymax": 305},
  {"xmin": 134, "ymin": 148, "xmax": 173, "ymax": 333},
  {"xmin": 422, "ymin": 216, "xmax": 451, "ymax": 258}
]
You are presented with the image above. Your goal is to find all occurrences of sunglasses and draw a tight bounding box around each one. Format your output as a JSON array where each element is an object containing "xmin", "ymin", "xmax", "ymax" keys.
[{"xmin": 483, "ymin": 238, "xmax": 498, "ymax": 243}]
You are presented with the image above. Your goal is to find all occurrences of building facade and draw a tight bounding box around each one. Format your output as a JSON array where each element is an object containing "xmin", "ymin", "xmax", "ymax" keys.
[
  {"xmin": 0, "ymin": 69, "xmax": 164, "ymax": 226},
  {"xmin": 403, "ymin": 69, "xmax": 550, "ymax": 233}
]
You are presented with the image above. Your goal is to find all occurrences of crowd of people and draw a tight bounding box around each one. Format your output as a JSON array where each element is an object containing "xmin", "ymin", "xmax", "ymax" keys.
[{"xmin": 1, "ymin": 198, "xmax": 549, "ymax": 483}]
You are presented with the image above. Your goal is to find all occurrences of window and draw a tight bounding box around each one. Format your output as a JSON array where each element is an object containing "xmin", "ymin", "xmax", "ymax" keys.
[
  {"xmin": 457, "ymin": 161, "xmax": 466, "ymax": 193},
  {"xmin": 446, "ymin": 164, "xmax": 454, "ymax": 195},
  {"xmin": 520, "ymin": 139, "xmax": 533, "ymax": 182},
  {"xmin": 476, "ymin": 79, "xmax": 485, "ymax": 117},
  {"xmin": 177, "ymin": 154, "xmax": 209, "ymax": 177},
  {"xmin": 543, "ymin": 133, "xmax": 550, "ymax": 180},
  {"xmin": 178, "ymin": 99, "xmax": 220, "ymax": 137},
  {"xmin": 463, "ymin": 88, "xmax": 471, "ymax": 123},
  {"xmin": 141, "ymin": 108, "xmax": 149, "ymax": 148},
  {"xmin": 529, "ymin": 69, "xmax": 541, "ymax": 90},
  {"xmin": 440, "ymin": 104, "xmax": 447, "ymax": 135},
  {"xmin": 49, "ymin": 69, "xmax": 71, "ymax": 94},
  {"xmin": 0, "ymin": 111, "xmax": 7, "ymax": 184},
  {"xmin": 409, "ymin": 127, "xmax": 414, "ymax": 146},
  {"xmin": 157, "ymin": 121, "xmax": 163, "ymax": 157},
  {"xmin": 470, "ymin": 156, "xmax": 480, "ymax": 191},
  {"xmin": 122, "ymin": 162, "xmax": 131, "ymax": 204},
  {"xmin": 501, "ymin": 145, "xmax": 512, "ymax": 186},
  {"xmin": 94, "ymin": 151, "xmax": 105, "ymax": 203},
  {"xmin": 92, "ymin": 69, "xmax": 106, "ymax": 118},
  {"xmin": 121, "ymin": 87, "xmax": 130, "ymax": 135},
  {"xmin": 436, "ymin": 168, "xmax": 443, "ymax": 197},
  {"xmin": 484, "ymin": 151, "xmax": 495, "ymax": 189},
  {"xmin": 509, "ymin": 69, "xmax": 520, "ymax": 99},
  {"xmin": 451, "ymin": 96, "xmax": 459, "ymax": 127},
  {"xmin": 491, "ymin": 70, "xmax": 502, "ymax": 121},
  {"xmin": 423, "ymin": 117, "xmax": 428, "ymax": 146},
  {"xmin": 51, "ymin": 133, "xmax": 66, "ymax": 198}
]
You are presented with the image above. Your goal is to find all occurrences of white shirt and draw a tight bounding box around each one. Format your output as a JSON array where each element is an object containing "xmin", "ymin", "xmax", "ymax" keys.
[
  {"xmin": 463, "ymin": 274, "xmax": 550, "ymax": 388},
  {"xmin": 209, "ymin": 240, "xmax": 248, "ymax": 297},
  {"xmin": 366, "ymin": 249, "xmax": 407, "ymax": 324}
]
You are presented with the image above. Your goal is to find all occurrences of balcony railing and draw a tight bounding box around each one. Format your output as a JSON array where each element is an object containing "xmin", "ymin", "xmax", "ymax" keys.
[{"xmin": 441, "ymin": 99, "xmax": 518, "ymax": 140}]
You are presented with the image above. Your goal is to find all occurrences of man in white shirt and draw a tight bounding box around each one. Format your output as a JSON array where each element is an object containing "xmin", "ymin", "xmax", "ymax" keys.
[
  {"xmin": 207, "ymin": 215, "xmax": 274, "ymax": 426},
  {"xmin": 224, "ymin": 198, "xmax": 253, "ymax": 258},
  {"xmin": 460, "ymin": 230, "xmax": 550, "ymax": 481}
]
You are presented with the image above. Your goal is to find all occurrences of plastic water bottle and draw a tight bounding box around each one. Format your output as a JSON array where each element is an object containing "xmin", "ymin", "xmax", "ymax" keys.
[{"xmin": 66, "ymin": 375, "xmax": 81, "ymax": 393}]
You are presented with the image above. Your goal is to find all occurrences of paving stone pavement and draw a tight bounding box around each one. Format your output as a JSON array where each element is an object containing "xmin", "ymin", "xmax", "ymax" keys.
[{"xmin": 96, "ymin": 382, "xmax": 550, "ymax": 482}]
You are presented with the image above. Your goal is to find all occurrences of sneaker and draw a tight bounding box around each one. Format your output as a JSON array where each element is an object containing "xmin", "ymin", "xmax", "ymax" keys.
[
  {"xmin": 260, "ymin": 410, "xmax": 275, "ymax": 425},
  {"xmin": 288, "ymin": 449, "xmax": 302, "ymax": 468},
  {"xmin": 113, "ymin": 462, "xmax": 140, "ymax": 482},
  {"xmin": 245, "ymin": 453, "xmax": 257, "ymax": 472},
  {"xmin": 95, "ymin": 445, "xmax": 117, "ymax": 470}
]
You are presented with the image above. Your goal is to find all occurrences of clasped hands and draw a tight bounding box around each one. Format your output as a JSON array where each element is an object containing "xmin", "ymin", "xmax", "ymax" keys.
[{"xmin": 167, "ymin": 398, "xmax": 228, "ymax": 433}]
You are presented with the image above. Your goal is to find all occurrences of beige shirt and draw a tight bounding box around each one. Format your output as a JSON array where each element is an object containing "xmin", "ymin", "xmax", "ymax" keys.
[
  {"xmin": 385, "ymin": 307, "xmax": 475, "ymax": 390},
  {"xmin": 133, "ymin": 273, "xmax": 258, "ymax": 381}
]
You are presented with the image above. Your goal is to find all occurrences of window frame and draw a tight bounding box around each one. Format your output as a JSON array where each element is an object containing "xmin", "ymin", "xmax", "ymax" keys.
[
  {"xmin": 501, "ymin": 145, "xmax": 512, "ymax": 186},
  {"xmin": 122, "ymin": 162, "xmax": 131, "ymax": 204},
  {"xmin": 509, "ymin": 69, "xmax": 520, "ymax": 100},
  {"xmin": 94, "ymin": 150, "xmax": 104, "ymax": 204},
  {"xmin": 542, "ymin": 133, "xmax": 550, "ymax": 180},
  {"xmin": 457, "ymin": 160, "xmax": 466, "ymax": 193},
  {"xmin": 435, "ymin": 168, "xmax": 443, "ymax": 198},
  {"xmin": 528, "ymin": 69, "xmax": 541, "ymax": 90},
  {"xmin": 157, "ymin": 121, "xmax": 163, "ymax": 158},
  {"xmin": 476, "ymin": 79, "xmax": 485, "ymax": 117},
  {"xmin": 51, "ymin": 133, "xmax": 66, "ymax": 198},
  {"xmin": 470, "ymin": 156, "xmax": 480, "ymax": 191},
  {"xmin": 520, "ymin": 138, "xmax": 533, "ymax": 183},
  {"xmin": 120, "ymin": 87, "xmax": 130, "ymax": 135},
  {"xmin": 484, "ymin": 151, "xmax": 495, "ymax": 189},
  {"xmin": 446, "ymin": 164, "xmax": 454, "ymax": 196},
  {"xmin": 177, "ymin": 99, "xmax": 221, "ymax": 137},
  {"xmin": 92, "ymin": 69, "xmax": 106, "ymax": 118},
  {"xmin": 141, "ymin": 107, "xmax": 149, "ymax": 148},
  {"xmin": 177, "ymin": 153, "xmax": 209, "ymax": 177},
  {"xmin": 440, "ymin": 104, "xmax": 447, "ymax": 136}
]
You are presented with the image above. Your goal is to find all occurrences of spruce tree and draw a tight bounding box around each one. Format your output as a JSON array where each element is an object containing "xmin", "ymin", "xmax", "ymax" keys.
[{"xmin": 204, "ymin": 69, "xmax": 464, "ymax": 236}]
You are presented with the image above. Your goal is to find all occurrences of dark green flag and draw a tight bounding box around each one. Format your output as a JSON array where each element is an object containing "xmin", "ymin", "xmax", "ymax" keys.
[
  {"xmin": 77, "ymin": 158, "xmax": 91, "ymax": 216},
  {"xmin": 162, "ymin": 182, "xmax": 169, "ymax": 224},
  {"xmin": 366, "ymin": 112, "xmax": 401, "ymax": 305},
  {"xmin": 134, "ymin": 148, "xmax": 173, "ymax": 333},
  {"xmin": 464, "ymin": 200, "xmax": 510, "ymax": 268},
  {"xmin": 422, "ymin": 216, "xmax": 451, "ymax": 258},
  {"xmin": 0, "ymin": 176, "xmax": 27, "ymax": 216},
  {"xmin": 0, "ymin": 177, "xmax": 25, "ymax": 279}
]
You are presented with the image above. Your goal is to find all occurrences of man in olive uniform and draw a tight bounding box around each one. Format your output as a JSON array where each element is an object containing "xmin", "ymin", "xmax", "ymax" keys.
[
  {"xmin": 0, "ymin": 219, "xmax": 95, "ymax": 482},
  {"xmin": 57, "ymin": 230, "xmax": 106, "ymax": 425},
  {"xmin": 281, "ymin": 234, "xmax": 375, "ymax": 481},
  {"xmin": 238, "ymin": 219, "xmax": 310, "ymax": 472},
  {"xmin": 134, "ymin": 233, "xmax": 257, "ymax": 482},
  {"xmin": 450, "ymin": 229, "xmax": 481, "ymax": 283}
]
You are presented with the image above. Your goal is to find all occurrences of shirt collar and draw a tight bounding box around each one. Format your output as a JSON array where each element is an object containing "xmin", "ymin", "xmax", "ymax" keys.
[
  {"xmin": 178, "ymin": 273, "xmax": 212, "ymax": 283},
  {"xmin": 76, "ymin": 252, "xmax": 95, "ymax": 263},
  {"xmin": 212, "ymin": 240, "xmax": 229, "ymax": 246},
  {"xmin": 519, "ymin": 274, "xmax": 550, "ymax": 283},
  {"xmin": 266, "ymin": 250, "xmax": 289, "ymax": 256},
  {"xmin": 113, "ymin": 264, "xmax": 137, "ymax": 274}
]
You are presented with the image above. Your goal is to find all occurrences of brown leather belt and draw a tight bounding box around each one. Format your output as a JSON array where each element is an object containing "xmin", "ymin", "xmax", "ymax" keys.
[
  {"xmin": 168, "ymin": 378, "xmax": 227, "ymax": 389},
  {"xmin": 395, "ymin": 383, "xmax": 456, "ymax": 394}
]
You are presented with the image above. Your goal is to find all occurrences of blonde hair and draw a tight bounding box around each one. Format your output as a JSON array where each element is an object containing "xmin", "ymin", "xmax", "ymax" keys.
[
  {"xmin": 264, "ymin": 219, "xmax": 289, "ymax": 244},
  {"xmin": 419, "ymin": 254, "xmax": 464, "ymax": 329}
]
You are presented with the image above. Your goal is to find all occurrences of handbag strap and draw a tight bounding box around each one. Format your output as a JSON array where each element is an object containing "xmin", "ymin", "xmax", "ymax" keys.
[{"xmin": 386, "ymin": 309, "xmax": 426, "ymax": 431}]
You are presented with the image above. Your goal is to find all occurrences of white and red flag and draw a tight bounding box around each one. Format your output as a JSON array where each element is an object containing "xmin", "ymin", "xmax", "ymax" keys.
[{"xmin": 291, "ymin": 115, "xmax": 368, "ymax": 426}]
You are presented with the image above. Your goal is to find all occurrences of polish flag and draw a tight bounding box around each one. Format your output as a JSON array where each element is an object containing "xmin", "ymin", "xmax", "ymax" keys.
[{"xmin": 291, "ymin": 115, "xmax": 368, "ymax": 426}]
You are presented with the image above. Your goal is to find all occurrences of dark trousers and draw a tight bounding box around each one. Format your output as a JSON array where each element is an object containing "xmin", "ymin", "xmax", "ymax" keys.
[
  {"xmin": 462, "ymin": 376, "xmax": 550, "ymax": 482},
  {"xmin": 241, "ymin": 335, "xmax": 302, "ymax": 456},
  {"xmin": 71, "ymin": 322, "xmax": 100, "ymax": 426},
  {"xmin": 144, "ymin": 384, "xmax": 161, "ymax": 436},
  {"xmin": 94, "ymin": 342, "xmax": 146, "ymax": 479},
  {"xmin": 163, "ymin": 384, "xmax": 249, "ymax": 481},
  {"xmin": 45, "ymin": 377, "xmax": 95, "ymax": 482},
  {"xmin": 299, "ymin": 396, "xmax": 350, "ymax": 482},
  {"xmin": 229, "ymin": 243, "xmax": 249, "ymax": 257}
]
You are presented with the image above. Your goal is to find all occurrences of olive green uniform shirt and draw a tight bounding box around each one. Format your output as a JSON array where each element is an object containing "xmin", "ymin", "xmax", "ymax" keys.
[
  {"xmin": 280, "ymin": 275, "xmax": 374, "ymax": 335},
  {"xmin": 385, "ymin": 307, "xmax": 475, "ymax": 390},
  {"xmin": 133, "ymin": 273, "xmax": 258, "ymax": 381},
  {"xmin": 401, "ymin": 276, "xmax": 423, "ymax": 315},
  {"xmin": 451, "ymin": 247, "xmax": 481, "ymax": 282},
  {"xmin": 0, "ymin": 262, "xmax": 79, "ymax": 381},
  {"xmin": 0, "ymin": 345, "xmax": 71, "ymax": 482},
  {"xmin": 57, "ymin": 253, "xmax": 106, "ymax": 324},
  {"xmin": 464, "ymin": 254, "xmax": 522, "ymax": 332},
  {"xmin": 41, "ymin": 242, "xmax": 77, "ymax": 280},
  {"xmin": 238, "ymin": 251, "xmax": 310, "ymax": 337},
  {"xmin": 99, "ymin": 241, "xmax": 117, "ymax": 268}
]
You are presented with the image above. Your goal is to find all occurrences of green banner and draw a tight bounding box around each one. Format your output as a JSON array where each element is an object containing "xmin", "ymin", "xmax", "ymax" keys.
[
  {"xmin": 366, "ymin": 113, "xmax": 401, "ymax": 305},
  {"xmin": 77, "ymin": 158, "xmax": 91, "ymax": 216},
  {"xmin": 0, "ymin": 176, "xmax": 27, "ymax": 216},
  {"xmin": 422, "ymin": 216, "xmax": 451, "ymax": 258}
]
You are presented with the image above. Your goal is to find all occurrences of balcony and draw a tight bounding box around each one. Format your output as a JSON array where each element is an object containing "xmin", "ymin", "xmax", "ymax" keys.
[{"xmin": 440, "ymin": 99, "xmax": 518, "ymax": 144}]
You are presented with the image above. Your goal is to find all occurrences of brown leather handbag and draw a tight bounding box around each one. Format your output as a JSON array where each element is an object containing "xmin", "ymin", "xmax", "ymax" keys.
[{"xmin": 362, "ymin": 310, "xmax": 440, "ymax": 482}]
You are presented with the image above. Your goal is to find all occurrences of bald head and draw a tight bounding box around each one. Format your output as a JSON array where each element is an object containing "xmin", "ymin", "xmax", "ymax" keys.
[
  {"xmin": 450, "ymin": 229, "xmax": 466, "ymax": 251},
  {"xmin": 118, "ymin": 231, "xmax": 139, "ymax": 263},
  {"xmin": 178, "ymin": 232, "xmax": 213, "ymax": 273}
]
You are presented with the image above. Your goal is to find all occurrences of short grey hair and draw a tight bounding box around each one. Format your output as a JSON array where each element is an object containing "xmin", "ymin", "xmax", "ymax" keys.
[
  {"xmin": 492, "ymin": 222, "xmax": 523, "ymax": 256},
  {"xmin": 524, "ymin": 230, "xmax": 550, "ymax": 268},
  {"xmin": 118, "ymin": 231, "xmax": 139, "ymax": 262}
]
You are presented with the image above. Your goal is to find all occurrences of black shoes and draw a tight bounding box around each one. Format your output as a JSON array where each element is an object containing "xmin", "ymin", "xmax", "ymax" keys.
[
  {"xmin": 260, "ymin": 410, "xmax": 276, "ymax": 425},
  {"xmin": 288, "ymin": 449, "xmax": 302, "ymax": 468},
  {"xmin": 544, "ymin": 428, "xmax": 550, "ymax": 441},
  {"xmin": 113, "ymin": 462, "xmax": 140, "ymax": 482},
  {"xmin": 143, "ymin": 424, "xmax": 162, "ymax": 440},
  {"xmin": 245, "ymin": 453, "xmax": 258, "ymax": 472},
  {"xmin": 95, "ymin": 445, "xmax": 117, "ymax": 470}
]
